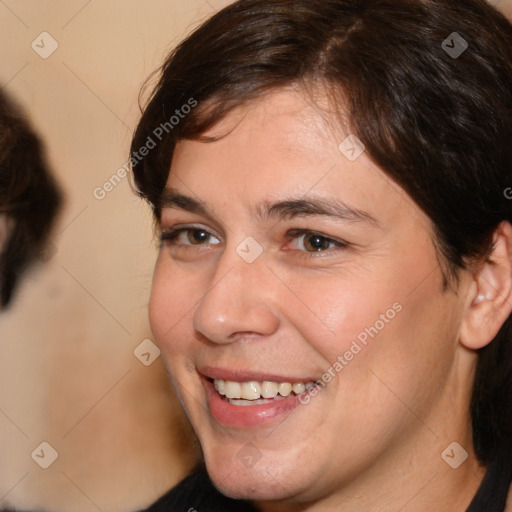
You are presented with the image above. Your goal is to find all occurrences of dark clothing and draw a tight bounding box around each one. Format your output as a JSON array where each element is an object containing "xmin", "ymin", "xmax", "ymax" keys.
[
  {"xmin": 144, "ymin": 468, "xmax": 258, "ymax": 512},
  {"xmin": 144, "ymin": 457, "xmax": 511, "ymax": 512},
  {"xmin": 467, "ymin": 455, "xmax": 511, "ymax": 512}
]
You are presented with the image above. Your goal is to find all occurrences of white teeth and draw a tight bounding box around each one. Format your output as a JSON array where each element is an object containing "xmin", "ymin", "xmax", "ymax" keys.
[
  {"xmin": 278, "ymin": 382, "xmax": 292, "ymax": 397},
  {"xmin": 224, "ymin": 381, "xmax": 241, "ymax": 399},
  {"xmin": 214, "ymin": 378, "xmax": 314, "ymax": 401},
  {"xmin": 214, "ymin": 379, "xmax": 225, "ymax": 395},
  {"xmin": 241, "ymin": 381, "xmax": 261, "ymax": 400},
  {"xmin": 261, "ymin": 381, "xmax": 279, "ymax": 399},
  {"xmin": 292, "ymin": 383, "xmax": 306, "ymax": 394},
  {"xmin": 228, "ymin": 397, "xmax": 286, "ymax": 406}
]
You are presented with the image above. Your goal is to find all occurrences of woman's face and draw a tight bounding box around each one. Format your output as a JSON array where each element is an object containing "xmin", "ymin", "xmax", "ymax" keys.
[{"xmin": 149, "ymin": 90, "xmax": 475, "ymax": 508}]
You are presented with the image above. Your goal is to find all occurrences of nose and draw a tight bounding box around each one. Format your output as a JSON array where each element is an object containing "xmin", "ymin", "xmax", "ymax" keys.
[{"xmin": 193, "ymin": 252, "xmax": 280, "ymax": 344}]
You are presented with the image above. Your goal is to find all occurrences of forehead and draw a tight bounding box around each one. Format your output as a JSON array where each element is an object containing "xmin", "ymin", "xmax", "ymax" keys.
[
  {"xmin": 166, "ymin": 89, "xmax": 426, "ymax": 231},
  {"xmin": 196, "ymin": 88, "xmax": 344, "ymax": 167}
]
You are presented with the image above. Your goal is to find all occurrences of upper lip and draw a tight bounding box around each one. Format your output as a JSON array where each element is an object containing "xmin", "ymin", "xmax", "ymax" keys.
[{"xmin": 198, "ymin": 366, "xmax": 319, "ymax": 383}]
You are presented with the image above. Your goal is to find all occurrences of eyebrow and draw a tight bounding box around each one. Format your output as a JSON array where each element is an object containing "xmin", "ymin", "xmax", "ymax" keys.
[
  {"xmin": 159, "ymin": 189, "xmax": 380, "ymax": 227},
  {"xmin": 160, "ymin": 190, "xmax": 210, "ymax": 217},
  {"xmin": 257, "ymin": 198, "xmax": 380, "ymax": 226}
]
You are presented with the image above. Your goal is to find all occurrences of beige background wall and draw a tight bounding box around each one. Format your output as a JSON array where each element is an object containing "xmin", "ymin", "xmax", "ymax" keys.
[{"xmin": 0, "ymin": 1, "xmax": 511, "ymax": 511}]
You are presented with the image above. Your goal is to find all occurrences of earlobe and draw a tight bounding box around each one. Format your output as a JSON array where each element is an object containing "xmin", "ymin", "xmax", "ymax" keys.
[{"xmin": 460, "ymin": 222, "xmax": 512, "ymax": 350}]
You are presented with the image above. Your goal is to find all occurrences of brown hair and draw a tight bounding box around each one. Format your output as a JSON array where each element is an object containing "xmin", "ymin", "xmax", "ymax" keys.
[
  {"xmin": 0, "ymin": 91, "xmax": 62, "ymax": 307},
  {"xmin": 131, "ymin": 1, "xmax": 512, "ymax": 508}
]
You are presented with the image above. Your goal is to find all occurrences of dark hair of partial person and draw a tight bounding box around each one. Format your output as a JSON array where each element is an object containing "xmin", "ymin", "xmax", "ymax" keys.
[
  {"xmin": 0, "ymin": 91, "xmax": 62, "ymax": 308},
  {"xmin": 130, "ymin": 0, "xmax": 512, "ymax": 509}
]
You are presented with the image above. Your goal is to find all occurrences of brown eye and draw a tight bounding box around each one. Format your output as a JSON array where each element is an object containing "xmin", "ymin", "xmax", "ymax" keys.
[
  {"xmin": 303, "ymin": 235, "xmax": 333, "ymax": 252},
  {"xmin": 160, "ymin": 227, "xmax": 221, "ymax": 247},
  {"xmin": 187, "ymin": 229, "xmax": 212, "ymax": 245},
  {"xmin": 291, "ymin": 233, "xmax": 339, "ymax": 253}
]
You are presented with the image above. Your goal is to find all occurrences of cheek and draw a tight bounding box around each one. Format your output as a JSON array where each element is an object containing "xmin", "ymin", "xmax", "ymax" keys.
[
  {"xmin": 284, "ymin": 249, "xmax": 454, "ymax": 397},
  {"xmin": 329, "ymin": 270, "xmax": 458, "ymax": 425},
  {"xmin": 278, "ymin": 270, "xmax": 405, "ymax": 365},
  {"xmin": 148, "ymin": 259, "xmax": 198, "ymax": 351}
]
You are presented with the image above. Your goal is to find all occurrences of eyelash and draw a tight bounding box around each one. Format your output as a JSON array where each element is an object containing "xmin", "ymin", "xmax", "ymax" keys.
[
  {"xmin": 160, "ymin": 226, "xmax": 349, "ymax": 256},
  {"xmin": 160, "ymin": 226, "xmax": 221, "ymax": 248},
  {"xmin": 291, "ymin": 229, "xmax": 349, "ymax": 253}
]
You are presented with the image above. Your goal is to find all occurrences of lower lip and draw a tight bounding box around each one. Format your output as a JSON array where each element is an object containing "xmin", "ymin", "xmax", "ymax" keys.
[{"xmin": 201, "ymin": 377, "xmax": 305, "ymax": 428}]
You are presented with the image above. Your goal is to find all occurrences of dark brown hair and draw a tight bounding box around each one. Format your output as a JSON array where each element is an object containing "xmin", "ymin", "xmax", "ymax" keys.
[
  {"xmin": 0, "ymin": 91, "xmax": 62, "ymax": 307},
  {"xmin": 131, "ymin": 0, "xmax": 512, "ymax": 509}
]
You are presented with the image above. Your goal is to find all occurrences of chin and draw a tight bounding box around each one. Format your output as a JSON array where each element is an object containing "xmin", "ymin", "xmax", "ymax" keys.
[
  {"xmin": 207, "ymin": 463, "xmax": 295, "ymax": 502},
  {"xmin": 201, "ymin": 441, "xmax": 321, "ymax": 503}
]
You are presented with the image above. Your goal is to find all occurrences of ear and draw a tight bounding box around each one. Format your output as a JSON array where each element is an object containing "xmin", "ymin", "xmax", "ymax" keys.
[
  {"xmin": 0, "ymin": 214, "xmax": 12, "ymax": 253},
  {"xmin": 460, "ymin": 221, "xmax": 512, "ymax": 350}
]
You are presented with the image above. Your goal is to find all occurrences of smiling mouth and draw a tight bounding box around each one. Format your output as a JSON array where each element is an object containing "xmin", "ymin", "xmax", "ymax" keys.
[{"xmin": 212, "ymin": 378, "xmax": 318, "ymax": 405}]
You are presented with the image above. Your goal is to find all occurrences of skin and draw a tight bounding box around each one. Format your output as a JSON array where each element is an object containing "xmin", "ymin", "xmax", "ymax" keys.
[{"xmin": 149, "ymin": 89, "xmax": 512, "ymax": 511}]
